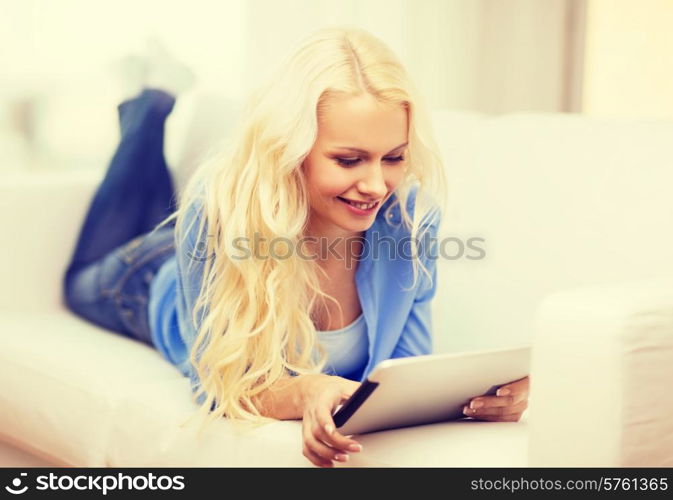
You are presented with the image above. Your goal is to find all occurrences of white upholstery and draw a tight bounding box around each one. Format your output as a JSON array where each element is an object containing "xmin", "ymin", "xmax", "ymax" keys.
[
  {"xmin": 431, "ymin": 112, "xmax": 673, "ymax": 353},
  {"xmin": 529, "ymin": 278, "xmax": 673, "ymax": 467},
  {"xmin": 1, "ymin": 96, "xmax": 672, "ymax": 466},
  {"xmin": 0, "ymin": 305, "xmax": 528, "ymax": 466}
]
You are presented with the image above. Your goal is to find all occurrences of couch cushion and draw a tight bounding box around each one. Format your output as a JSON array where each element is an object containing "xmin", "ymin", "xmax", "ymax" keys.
[
  {"xmin": 529, "ymin": 277, "xmax": 673, "ymax": 466},
  {"xmin": 0, "ymin": 310, "xmax": 527, "ymax": 466}
]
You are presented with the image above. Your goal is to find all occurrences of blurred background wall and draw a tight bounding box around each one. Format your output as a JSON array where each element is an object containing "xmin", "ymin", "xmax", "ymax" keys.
[
  {"xmin": 0, "ymin": 0, "xmax": 670, "ymax": 175},
  {"xmin": 582, "ymin": 0, "xmax": 673, "ymax": 120}
]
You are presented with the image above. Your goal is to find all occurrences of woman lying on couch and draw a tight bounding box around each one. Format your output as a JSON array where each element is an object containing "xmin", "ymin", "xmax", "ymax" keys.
[{"xmin": 63, "ymin": 27, "xmax": 529, "ymax": 468}]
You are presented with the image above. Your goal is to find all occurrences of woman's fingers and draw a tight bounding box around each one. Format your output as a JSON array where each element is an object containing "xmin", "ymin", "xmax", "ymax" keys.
[
  {"xmin": 302, "ymin": 418, "xmax": 340, "ymax": 467},
  {"xmin": 468, "ymin": 395, "xmax": 515, "ymax": 408},
  {"xmin": 316, "ymin": 420, "xmax": 361, "ymax": 453},
  {"xmin": 313, "ymin": 407, "xmax": 362, "ymax": 453},
  {"xmin": 496, "ymin": 376, "xmax": 530, "ymax": 402},
  {"xmin": 302, "ymin": 442, "xmax": 334, "ymax": 468},
  {"xmin": 302, "ymin": 420, "xmax": 356, "ymax": 467},
  {"xmin": 301, "ymin": 395, "xmax": 362, "ymax": 467},
  {"xmin": 464, "ymin": 399, "xmax": 528, "ymax": 418},
  {"xmin": 305, "ymin": 434, "xmax": 343, "ymax": 464},
  {"xmin": 463, "ymin": 375, "xmax": 531, "ymax": 420},
  {"xmin": 315, "ymin": 390, "xmax": 362, "ymax": 452},
  {"xmin": 468, "ymin": 401, "xmax": 527, "ymax": 416}
]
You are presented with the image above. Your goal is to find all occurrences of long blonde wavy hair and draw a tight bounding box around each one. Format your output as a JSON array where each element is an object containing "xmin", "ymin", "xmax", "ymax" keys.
[{"xmin": 151, "ymin": 26, "xmax": 447, "ymax": 435}]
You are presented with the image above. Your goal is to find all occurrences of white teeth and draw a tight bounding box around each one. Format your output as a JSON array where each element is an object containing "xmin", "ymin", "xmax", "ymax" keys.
[{"xmin": 343, "ymin": 199, "xmax": 376, "ymax": 210}]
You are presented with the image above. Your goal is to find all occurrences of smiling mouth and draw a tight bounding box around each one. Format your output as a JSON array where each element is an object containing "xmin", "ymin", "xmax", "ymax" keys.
[{"xmin": 336, "ymin": 197, "xmax": 380, "ymax": 210}]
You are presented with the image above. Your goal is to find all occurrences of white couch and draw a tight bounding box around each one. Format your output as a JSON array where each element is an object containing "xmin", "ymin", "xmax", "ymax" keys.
[{"xmin": 1, "ymin": 95, "xmax": 672, "ymax": 467}]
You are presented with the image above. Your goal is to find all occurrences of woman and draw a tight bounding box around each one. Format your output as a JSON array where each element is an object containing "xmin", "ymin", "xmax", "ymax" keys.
[{"xmin": 63, "ymin": 27, "xmax": 529, "ymax": 468}]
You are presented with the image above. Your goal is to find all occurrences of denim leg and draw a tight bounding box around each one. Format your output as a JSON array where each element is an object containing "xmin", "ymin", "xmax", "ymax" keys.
[
  {"xmin": 64, "ymin": 226, "xmax": 176, "ymax": 346},
  {"xmin": 64, "ymin": 88, "xmax": 178, "ymax": 284},
  {"xmin": 63, "ymin": 87, "xmax": 180, "ymax": 343}
]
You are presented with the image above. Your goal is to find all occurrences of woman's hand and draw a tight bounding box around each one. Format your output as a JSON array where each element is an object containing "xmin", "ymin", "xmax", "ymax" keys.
[
  {"xmin": 463, "ymin": 376, "xmax": 529, "ymax": 422},
  {"xmin": 300, "ymin": 374, "xmax": 363, "ymax": 467}
]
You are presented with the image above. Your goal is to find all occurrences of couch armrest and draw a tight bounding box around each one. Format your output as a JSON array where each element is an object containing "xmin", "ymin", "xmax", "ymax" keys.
[
  {"xmin": 527, "ymin": 277, "xmax": 673, "ymax": 466},
  {"xmin": 0, "ymin": 168, "xmax": 102, "ymax": 312}
]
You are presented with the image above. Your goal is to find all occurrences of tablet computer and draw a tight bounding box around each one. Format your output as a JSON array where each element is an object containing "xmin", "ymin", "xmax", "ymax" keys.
[{"xmin": 332, "ymin": 344, "xmax": 531, "ymax": 435}]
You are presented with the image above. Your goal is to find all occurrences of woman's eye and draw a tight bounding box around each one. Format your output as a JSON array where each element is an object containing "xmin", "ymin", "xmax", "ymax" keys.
[
  {"xmin": 335, "ymin": 155, "xmax": 405, "ymax": 167},
  {"xmin": 336, "ymin": 158, "xmax": 360, "ymax": 166}
]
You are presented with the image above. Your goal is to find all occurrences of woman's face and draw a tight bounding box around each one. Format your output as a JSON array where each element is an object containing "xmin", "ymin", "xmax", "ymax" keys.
[{"xmin": 302, "ymin": 93, "xmax": 409, "ymax": 238}]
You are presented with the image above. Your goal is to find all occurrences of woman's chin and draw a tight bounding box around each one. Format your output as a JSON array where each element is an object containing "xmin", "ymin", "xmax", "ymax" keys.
[{"xmin": 334, "ymin": 217, "xmax": 376, "ymax": 234}]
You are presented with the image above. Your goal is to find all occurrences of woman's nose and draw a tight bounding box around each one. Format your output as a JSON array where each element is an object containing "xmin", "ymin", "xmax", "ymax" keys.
[{"xmin": 357, "ymin": 162, "xmax": 388, "ymax": 198}]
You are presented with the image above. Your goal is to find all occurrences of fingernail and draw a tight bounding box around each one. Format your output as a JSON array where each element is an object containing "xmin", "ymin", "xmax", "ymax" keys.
[
  {"xmin": 497, "ymin": 388, "xmax": 510, "ymax": 396},
  {"xmin": 324, "ymin": 424, "xmax": 334, "ymax": 434},
  {"xmin": 470, "ymin": 400, "xmax": 483, "ymax": 409},
  {"xmin": 348, "ymin": 443, "xmax": 362, "ymax": 452},
  {"xmin": 463, "ymin": 405, "xmax": 474, "ymax": 415},
  {"xmin": 335, "ymin": 453, "xmax": 349, "ymax": 462}
]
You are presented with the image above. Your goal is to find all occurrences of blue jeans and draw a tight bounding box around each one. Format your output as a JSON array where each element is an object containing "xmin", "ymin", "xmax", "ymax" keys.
[{"xmin": 63, "ymin": 88, "xmax": 179, "ymax": 347}]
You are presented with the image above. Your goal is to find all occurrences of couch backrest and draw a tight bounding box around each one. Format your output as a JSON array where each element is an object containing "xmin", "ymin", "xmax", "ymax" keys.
[
  {"xmin": 0, "ymin": 169, "xmax": 104, "ymax": 312},
  {"xmin": 4, "ymin": 99, "xmax": 672, "ymax": 353},
  {"xmin": 430, "ymin": 110, "xmax": 673, "ymax": 352}
]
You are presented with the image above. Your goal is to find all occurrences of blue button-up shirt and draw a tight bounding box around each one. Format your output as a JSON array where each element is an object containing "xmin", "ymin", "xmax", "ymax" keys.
[{"xmin": 148, "ymin": 184, "xmax": 441, "ymax": 404}]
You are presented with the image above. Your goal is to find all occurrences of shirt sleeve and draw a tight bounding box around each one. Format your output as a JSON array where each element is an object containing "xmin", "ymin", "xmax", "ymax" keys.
[
  {"xmin": 389, "ymin": 207, "xmax": 441, "ymax": 359},
  {"xmin": 175, "ymin": 194, "xmax": 212, "ymax": 406}
]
